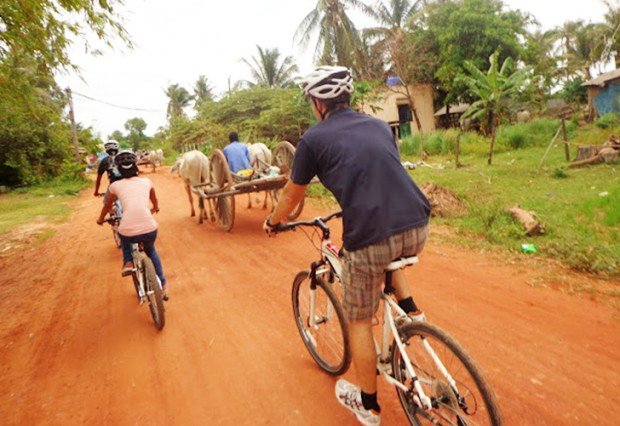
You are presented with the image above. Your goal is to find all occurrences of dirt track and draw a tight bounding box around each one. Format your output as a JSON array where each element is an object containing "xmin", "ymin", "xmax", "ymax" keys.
[{"xmin": 1, "ymin": 168, "xmax": 619, "ymax": 425}]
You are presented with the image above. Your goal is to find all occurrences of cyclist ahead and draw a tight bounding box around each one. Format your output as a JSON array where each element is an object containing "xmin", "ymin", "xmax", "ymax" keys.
[
  {"xmin": 94, "ymin": 140, "xmax": 122, "ymax": 199},
  {"xmin": 96, "ymin": 150, "xmax": 169, "ymax": 300},
  {"xmin": 264, "ymin": 66, "xmax": 430, "ymax": 425}
]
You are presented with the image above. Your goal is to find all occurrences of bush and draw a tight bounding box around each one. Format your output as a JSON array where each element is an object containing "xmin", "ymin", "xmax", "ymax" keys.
[{"xmin": 595, "ymin": 113, "xmax": 620, "ymax": 129}]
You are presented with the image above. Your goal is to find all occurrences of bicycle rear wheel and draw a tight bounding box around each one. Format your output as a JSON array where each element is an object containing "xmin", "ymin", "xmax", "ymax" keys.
[
  {"xmin": 391, "ymin": 322, "xmax": 502, "ymax": 426},
  {"xmin": 291, "ymin": 270, "xmax": 350, "ymax": 375},
  {"xmin": 142, "ymin": 254, "xmax": 165, "ymax": 330}
]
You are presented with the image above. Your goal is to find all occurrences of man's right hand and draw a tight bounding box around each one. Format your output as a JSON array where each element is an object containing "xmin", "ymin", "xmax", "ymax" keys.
[{"xmin": 94, "ymin": 191, "xmax": 100, "ymax": 197}]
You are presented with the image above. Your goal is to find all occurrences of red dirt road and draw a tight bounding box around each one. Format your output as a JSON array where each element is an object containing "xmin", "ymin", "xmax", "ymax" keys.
[{"xmin": 1, "ymin": 169, "xmax": 618, "ymax": 425}]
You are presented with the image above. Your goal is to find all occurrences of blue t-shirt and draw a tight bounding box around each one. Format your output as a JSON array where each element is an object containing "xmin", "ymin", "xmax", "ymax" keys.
[
  {"xmin": 291, "ymin": 108, "xmax": 430, "ymax": 251},
  {"xmin": 223, "ymin": 141, "xmax": 252, "ymax": 173}
]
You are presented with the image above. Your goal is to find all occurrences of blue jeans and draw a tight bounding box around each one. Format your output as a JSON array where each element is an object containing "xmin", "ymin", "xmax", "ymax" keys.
[{"xmin": 119, "ymin": 230, "xmax": 166, "ymax": 286}]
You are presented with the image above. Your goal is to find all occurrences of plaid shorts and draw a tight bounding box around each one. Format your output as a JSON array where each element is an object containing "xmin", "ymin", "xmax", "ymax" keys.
[{"xmin": 341, "ymin": 225, "xmax": 429, "ymax": 321}]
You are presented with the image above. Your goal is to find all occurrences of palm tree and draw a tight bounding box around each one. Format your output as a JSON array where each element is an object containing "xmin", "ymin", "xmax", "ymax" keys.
[
  {"xmin": 165, "ymin": 84, "xmax": 193, "ymax": 120},
  {"xmin": 601, "ymin": 0, "xmax": 620, "ymax": 68},
  {"xmin": 193, "ymin": 75, "xmax": 215, "ymax": 109},
  {"xmin": 458, "ymin": 52, "xmax": 528, "ymax": 165},
  {"xmin": 294, "ymin": 0, "xmax": 371, "ymax": 70},
  {"xmin": 242, "ymin": 45, "xmax": 299, "ymax": 88}
]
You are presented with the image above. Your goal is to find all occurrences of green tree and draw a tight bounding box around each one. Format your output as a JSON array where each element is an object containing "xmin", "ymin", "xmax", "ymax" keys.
[
  {"xmin": 124, "ymin": 117, "xmax": 148, "ymax": 151},
  {"xmin": 0, "ymin": 0, "xmax": 130, "ymax": 184},
  {"xmin": 165, "ymin": 84, "xmax": 194, "ymax": 121},
  {"xmin": 294, "ymin": 0, "xmax": 371, "ymax": 70},
  {"xmin": 242, "ymin": 45, "xmax": 299, "ymax": 88},
  {"xmin": 601, "ymin": 0, "xmax": 620, "ymax": 68},
  {"xmin": 193, "ymin": 75, "xmax": 215, "ymax": 109},
  {"xmin": 521, "ymin": 27, "xmax": 560, "ymax": 110},
  {"xmin": 413, "ymin": 0, "xmax": 528, "ymax": 103},
  {"xmin": 0, "ymin": 0, "xmax": 130, "ymax": 73},
  {"xmin": 458, "ymin": 52, "xmax": 528, "ymax": 165}
]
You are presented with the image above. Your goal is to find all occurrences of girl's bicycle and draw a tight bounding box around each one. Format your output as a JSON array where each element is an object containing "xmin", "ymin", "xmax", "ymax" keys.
[
  {"xmin": 273, "ymin": 212, "xmax": 502, "ymax": 425},
  {"xmin": 105, "ymin": 217, "xmax": 166, "ymax": 330}
]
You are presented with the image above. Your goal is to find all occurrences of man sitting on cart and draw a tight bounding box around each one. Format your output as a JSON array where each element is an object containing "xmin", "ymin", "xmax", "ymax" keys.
[{"xmin": 223, "ymin": 132, "xmax": 253, "ymax": 178}]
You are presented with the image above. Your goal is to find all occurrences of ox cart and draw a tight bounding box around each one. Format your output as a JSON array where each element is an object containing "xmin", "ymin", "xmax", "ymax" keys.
[{"xmin": 192, "ymin": 141, "xmax": 305, "ymax": 232}]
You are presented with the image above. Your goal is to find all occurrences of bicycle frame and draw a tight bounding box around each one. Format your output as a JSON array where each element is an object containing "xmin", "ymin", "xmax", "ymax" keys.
[
  {"xmin": 281, "ymin": 213, "xmax": 462, "ymax": 414},
  {"xmin": 317, "ymin": 242, "xmax": 459, "ymax": 412}
]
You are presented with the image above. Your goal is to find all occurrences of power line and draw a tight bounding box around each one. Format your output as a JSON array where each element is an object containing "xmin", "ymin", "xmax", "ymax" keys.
[{"xmin": 72, "ymin": 91, "xmax": 164, "ymax": 113}]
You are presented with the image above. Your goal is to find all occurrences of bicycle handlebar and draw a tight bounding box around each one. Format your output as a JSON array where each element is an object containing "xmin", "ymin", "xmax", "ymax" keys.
[
  {"xmin": 274, "ymin": 210, "xmax": 342, "ymax": 236},
  {"xmin": 104, "ymin": 216, "xmax": 120, "ymax": 224}
]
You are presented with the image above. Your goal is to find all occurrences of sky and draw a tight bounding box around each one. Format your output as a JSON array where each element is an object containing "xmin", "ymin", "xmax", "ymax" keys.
[{"xmin": 55, "ymin": 0, "xmax": 612, "ymax": 138}]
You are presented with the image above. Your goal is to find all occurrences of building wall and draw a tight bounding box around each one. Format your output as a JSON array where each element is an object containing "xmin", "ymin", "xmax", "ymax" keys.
[{"xmin": 361, "ymin": 84, "xmax": 436, "ymax": 133}]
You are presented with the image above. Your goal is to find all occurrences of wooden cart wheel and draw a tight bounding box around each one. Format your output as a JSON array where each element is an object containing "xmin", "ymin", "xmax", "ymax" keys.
[
  {"xmin": 210, "ymin": 149, "xmax": 236, "ymax": 231},
  {"xmin": 272, "ymin": 141, "xmax": 305, "ymax": 220}
]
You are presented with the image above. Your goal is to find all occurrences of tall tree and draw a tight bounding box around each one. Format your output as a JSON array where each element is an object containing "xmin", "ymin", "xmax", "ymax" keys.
[
  {"xmin": 0, "ymin": 0, "xmax": 129, "ymax": 184},
  {"xmin": 165, "ymin": 84, "xmax": 193, "ymax": 121},
  {"xmin": 193, "ymin": 75, "xmax": 215, "ymax": 109},
  {"xmin": 458, "ymin": 52, "xmax": 528, "ymax": 165},
  {"xmin": 124, "ymin": 117, "xmax": 148, "ymax": 151},
  {"xmin": 412, "ymin": 0, "xmax": 528, "ymax": 103},
  {"xmin": 242, "ymin": 46, "xmax": 299, "ymax": 88},
  {"xmin": 601, "ymin": 0, "xmax": 620, "ymax": 68},
  {"xmin": 294, "ymin": 0, "xmax": 371, "ymax": 70}
]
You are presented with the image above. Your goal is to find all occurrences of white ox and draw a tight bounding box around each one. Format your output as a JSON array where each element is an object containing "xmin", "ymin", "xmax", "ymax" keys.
[
  {"xmin": 245, "ymin": 143, "xmax": 273, "ymax": 209},
  {"xmin": 170, "ymin": 150, "xmax": 212, "ymax": 223},
  {"xmin": 149, "ymin": 149, "xmax": 164, "ymax": 166}
]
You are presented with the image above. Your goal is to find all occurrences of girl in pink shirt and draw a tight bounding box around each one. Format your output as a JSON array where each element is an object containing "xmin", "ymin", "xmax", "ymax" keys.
[{"xmin": 96, "ymin": 151, "xmax": 168, "ymax": 299}]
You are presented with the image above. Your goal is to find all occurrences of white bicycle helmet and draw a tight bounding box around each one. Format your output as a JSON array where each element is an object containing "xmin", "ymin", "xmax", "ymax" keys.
[
  {"xmin": 300, "ymin": 66, "xmax": 354, "ymax": 100},
  {"xmin": 104, "ymin": 140, "xmax": 119, "ymax": 152}
]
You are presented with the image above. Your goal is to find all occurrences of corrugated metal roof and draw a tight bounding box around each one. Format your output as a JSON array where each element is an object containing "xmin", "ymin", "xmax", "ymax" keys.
[
  {"xmin": 582, "ymin": 69, "xmax": 620, "ymax": 87},
  {"xmin": 434, "ymin": 103, "xmax": 470, "ymax": 116}
]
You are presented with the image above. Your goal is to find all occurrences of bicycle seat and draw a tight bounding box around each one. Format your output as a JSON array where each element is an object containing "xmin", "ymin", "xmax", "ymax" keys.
[{"xmin": 385, "ymin": 256, "xmax": 418, "ymax": 272}]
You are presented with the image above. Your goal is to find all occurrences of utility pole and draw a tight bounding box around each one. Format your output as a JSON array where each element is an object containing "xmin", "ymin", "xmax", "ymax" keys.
[{"xmin": 65, "ymin": 87, "xmax": 81, "ymax": 162}]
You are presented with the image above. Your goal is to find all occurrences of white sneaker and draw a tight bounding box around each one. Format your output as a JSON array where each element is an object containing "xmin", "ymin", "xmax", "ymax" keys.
[
  {"xmin": 335, "ymin": 379, "xmax": 381, "ymax": 426},
  {"xmin": 396, "ymin": 310, "xmax": 426, "ymax": 328}
]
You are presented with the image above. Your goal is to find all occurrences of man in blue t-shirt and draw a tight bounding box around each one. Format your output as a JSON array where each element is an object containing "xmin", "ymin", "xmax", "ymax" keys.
[
  {"xmin": 263, "ymin": 66, "xmax": 430, "ymax": 425},
  {"xmin": 222, "ymin": 132, "xmax": 252, "ymax": 173}
]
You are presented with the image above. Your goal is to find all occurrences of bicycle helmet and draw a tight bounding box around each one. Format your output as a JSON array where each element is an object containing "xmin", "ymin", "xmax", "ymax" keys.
[
  {"xmin": 114, "ymin": 150, "xmax": 137, "ymax": 168},
  {"xmin": 300, "ymin": 66, "xmax": 354, "ymax": 100},
  {"xmin": 104, "ymin": 140, "xmax": 119, "ymax": 153}
]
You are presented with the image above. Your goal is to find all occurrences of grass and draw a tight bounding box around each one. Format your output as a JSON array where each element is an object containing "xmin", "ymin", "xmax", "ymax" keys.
[
  {"xmin": 0, "ymin": 175, "xmax": 89, "ymax": 235},
  {"xmin": 308, "ymin": 119, "xmax": 620, "ymax": 276}
]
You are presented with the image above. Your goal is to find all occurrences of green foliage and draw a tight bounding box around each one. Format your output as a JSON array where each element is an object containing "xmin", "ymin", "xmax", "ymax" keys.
[
  {"xmin": 242, "ymin": 45, "xmax": 299, "ymax": 88},
  {"xmin": 551, "ymin": 167, "xmax": 569, "ymax": 179},
  {"xmin": 197, "ymin": 87, "xmax": 313, "ymax": 146},
  {"xmin": 398, "ymin": 122, "xmax": 620, "ymax": 275},
  {"xmin": 0, "ymin": 0, "xmax": 129, "ymax": 186},
  {"xmin": 165, "ymin": 84, "xmax": 194, "ymax": 120},
  {"xmin": 413, "ymin": 0, "xmax": 527, "ymax": 101},
  {"xmin": 595, "ymin": 113, "xmax": 620, "ymax": 129},
  {"xmin": 558, "ymin": 77, "xmax": 588, "ymax": 104},
  {"xmin": 0, "ymin": 0, "xmax": 130, "ymax": 72}
]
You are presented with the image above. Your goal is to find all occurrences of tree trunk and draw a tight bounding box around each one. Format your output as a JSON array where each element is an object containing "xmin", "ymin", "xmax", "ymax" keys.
[{"xmin": 487, "ymin": 125, "xmax": 496, "ymax": 165}]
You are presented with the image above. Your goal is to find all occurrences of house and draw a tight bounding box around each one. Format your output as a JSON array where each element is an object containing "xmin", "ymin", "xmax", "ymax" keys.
[
  {"xmin": 582, "ymin": 69, "xmax": 620, "ymax": 117},
  {"xmin": 434, "ymin": 104, "xmax": 470, "ymax": 129},
  {"xmin": 361, "ymin": 84, "xmax": 435, "ymax": 139}
]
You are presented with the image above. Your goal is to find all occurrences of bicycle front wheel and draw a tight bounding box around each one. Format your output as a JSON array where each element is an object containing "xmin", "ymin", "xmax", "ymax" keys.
[
  {"xmin": 142, "ymin": 254, "xmax": 165, "ymax": 330},
  {"xmin": 291, "ymin": 271, "xmax": 350, "ymax": 375},
  {"xmin": 391, "ymin": 322, "xmax": 502, "ymax": 425}
]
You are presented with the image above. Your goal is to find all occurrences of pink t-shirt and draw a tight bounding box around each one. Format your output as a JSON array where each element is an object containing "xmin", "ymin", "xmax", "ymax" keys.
[{"xmin": 109, "ymin": 177, "xmax": 158, "ymax": 237}]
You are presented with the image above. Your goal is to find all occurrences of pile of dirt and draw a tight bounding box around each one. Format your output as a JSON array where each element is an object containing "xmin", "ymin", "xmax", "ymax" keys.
[{"xmin": 420, "ymin": 183, "xmax": 467, "ymax": 217}]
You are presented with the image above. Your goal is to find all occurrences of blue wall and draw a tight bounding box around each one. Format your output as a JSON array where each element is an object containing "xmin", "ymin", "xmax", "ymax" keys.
[{"xmin": 594, "ymin": 81, "xmax": 620, "ymax": 115}]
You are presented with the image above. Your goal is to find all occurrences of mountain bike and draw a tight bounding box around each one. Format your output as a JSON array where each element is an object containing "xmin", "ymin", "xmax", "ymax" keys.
[
  {"xmin": 98, "ymin": 193, "xmax": 122, "ymax": 248},
  {"xmin": 105, "ymin": 217, "xmax": 166, "ymax": 330},
  {"xmin": 274, "ymin": 212, "xmax": 502, "ymax": 425}
]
